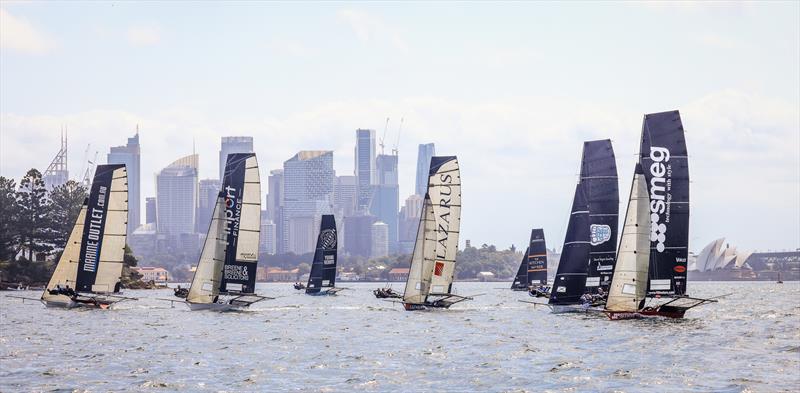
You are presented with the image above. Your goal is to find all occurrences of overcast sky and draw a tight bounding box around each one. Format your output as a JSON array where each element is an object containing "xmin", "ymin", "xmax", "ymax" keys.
[{"xmin": 1, "ymin": 1, "xmax": 798, "ymax": 253}]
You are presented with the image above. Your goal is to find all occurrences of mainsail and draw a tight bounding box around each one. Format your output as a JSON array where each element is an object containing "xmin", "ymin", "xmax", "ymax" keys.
[
  {"xmin": 511, "ymin": 229, "xmax": 548, "ymax": 289},
  {"xmin": 605, "ymin": 164, "xmax": 650, "ymax": 312},
  {"xmin": 187, "ymin": 153, "xmax": 261, "ymax": 304},
  {"xmin": 639, "ymin": 111, "xmax": 689, "ymax": 296},
  {"xmin": 42, "ymin": 164, "xmax": 128, "ymax": 302},
  {"xmin": 426, "ymin": 156, "xmax": 461, "ymax": 295},
  {"xmin": 306, "ymin": 215, "xmax": 338, "ymax": 294},
  {"xmin": 549, "ymin": 183, "xmax": 591, "ymax": 305},
  {"xmin": 581, "ymin": 139, "xmax": 619, "ymax": 293},
  {"xmin": 403, "ymin": 155, "xmax": 462, "ymax": 306}
]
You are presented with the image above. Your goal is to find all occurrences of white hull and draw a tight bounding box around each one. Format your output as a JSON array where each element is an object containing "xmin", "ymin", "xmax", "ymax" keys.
[
  {"xmin": 43, "ymin": 300, "xmax": 78, "ymax": 309},
  {"xmin": 548, "ymin": 304, "xmax": 602, "ymax": 314}
]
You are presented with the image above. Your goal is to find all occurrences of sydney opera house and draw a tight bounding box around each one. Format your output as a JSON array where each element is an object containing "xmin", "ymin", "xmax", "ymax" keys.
[{"xmin": 689, "ymin": 238, "xmax": 799, "ymax": 281}]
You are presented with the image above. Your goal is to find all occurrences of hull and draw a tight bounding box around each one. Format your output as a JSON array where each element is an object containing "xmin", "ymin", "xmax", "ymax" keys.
[
  {"xmin": 305, "ymin": 287, "xmax": 343, "ymax": 296},
  {"xmin": 186, "ymin": 301, "xmax": 247, "ymax": 311},
  {"xmin": 43, "ymin": 299, "xmax": 112, "ymax": 310},
  {"xmin": 605, "ymin": 309, "xmax": 686, "ymax": 320},
  {"xmin": 403, "ymin": 303, "xmax": 428, "ymax": 311},
  {"xmin": 548, "ymin": 304, "xmax": 601, "ymax": 314}
]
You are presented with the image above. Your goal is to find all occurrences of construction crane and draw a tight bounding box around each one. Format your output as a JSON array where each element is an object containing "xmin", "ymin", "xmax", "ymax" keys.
[
  {"xmin": 82, "ymin": 150, "xmax": 98, "ymax": 187},
  {"xmin": 379, "ymin": 117, "xmax": 389, "ymax": 155},
  {"xmin": 392, "ymin": 117, "xmax": 403, "ymax": 156}
]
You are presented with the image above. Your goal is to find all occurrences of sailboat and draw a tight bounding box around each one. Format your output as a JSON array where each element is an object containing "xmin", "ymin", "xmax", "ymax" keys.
[
  {"xmin": 41, "ymin": 164, "xmax": 134, "ymax": 309},
  {"xmin": 402, "ymin": 156, "xmax": 471, "ymax": 311},
  {"xmin": 581, "ymin": 139, "xmax": 619, "ymax": 296},
  {"xmin": 604, "ymin": 110, "xmax": 717, "ymax": 319},
  {"xmin": 305, "ymin": 214, "xmax": 343, "ymax": 296},
  {"xmin": 547, "ymin": 182, "xmax": 594, "ymax": 313},
  {"xmin": 511, "ymin": 229, "xmax": 548, "ymax": 292},
  {"xmin": 184, "ymin": 153, "xmax": 269, "ymax": 311}
]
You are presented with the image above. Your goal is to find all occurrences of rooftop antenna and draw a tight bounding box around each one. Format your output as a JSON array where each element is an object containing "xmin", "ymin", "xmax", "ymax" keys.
[
  {"xmin": 392, "ymin": 117, "xmax": 403, "ymax": 156},
  {"xmin": 379, "ymin": 117, "xmax": 389, "ymax": 155}
]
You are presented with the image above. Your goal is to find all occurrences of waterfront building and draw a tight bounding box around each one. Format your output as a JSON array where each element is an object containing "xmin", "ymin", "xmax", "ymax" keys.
[
  {"xmin": 131, "ymin": 267, "xmax": 170, "ymax": 283},
  {"xmin": 218, "ymin": 136, "xmax": 253, "ymax": 180},
  {"xmin": 107, "ymin": 130, "xmax": 141, "ymax": 234}
]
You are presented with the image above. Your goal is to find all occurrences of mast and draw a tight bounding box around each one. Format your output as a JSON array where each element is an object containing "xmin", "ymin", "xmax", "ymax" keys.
[
  {"xmin": 639, "ymin": 111, "xmax": 689, "ymax": 296},
  {"xmin": 527, "ymin": 228, "xmax": 548, "ymax": 286},
  {"xmin": 306, "ymin": 215, "xmax": 338, "ymax": 293},
  {"xmin": 606, "ymin": 164, "xmax": 650, "ymax": 312},
  {"xmin": 402, "ymin": 195, "xmax": 436, "ymax": 304},
  {"xmin": 427, "ymin": 156, "xmax": 461, "ymax": 295},
  {"xmin": 75, "ymin": 164, "xmax": 128, "ymax": 293},
  {"xmin": 549, "ymin": 182, "xmax": 591, "ymax": 305},
  {"xmin": 219, "ymin": 153, "xmax": 261, "ymax": 294},
  {"xmin": 581, "ymin": 139, "xmax": 619, "ymax": 294}
]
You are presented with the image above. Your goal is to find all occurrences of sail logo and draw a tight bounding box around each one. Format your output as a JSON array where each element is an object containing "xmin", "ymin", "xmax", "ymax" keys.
[
  {"xmin": 222, "ymin": 185, "xmax": 241, "ymax": 244},
  {"xmin": 648, "ymin": 146, "xmax": 671, "ymax": 253},
  {"xmin": 320, "ymin": 229, "xmax": 337, "ymax": 251},
  {"xmin": 83, "ymin": 185, "xmax": 108, "ymax": 273},
  {"xmin": 224, "ymin": 265, "xmax": 249, "ymax": 281},
  {"xmin": 435, "ymin": 173, "xmax": 453, "ymax": 259},
  {"xmin": 589, "ymin": 224, "xmax": 611, "ymax": 246},
  {"xmin": 434, "ymin": 261, "xmax": 445, "ymax": 276}
]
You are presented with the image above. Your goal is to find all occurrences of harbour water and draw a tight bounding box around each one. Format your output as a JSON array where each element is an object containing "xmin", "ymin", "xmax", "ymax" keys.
[{"xmin": 1, "ymin": 281, "xmax": 798, "ymax": 392}]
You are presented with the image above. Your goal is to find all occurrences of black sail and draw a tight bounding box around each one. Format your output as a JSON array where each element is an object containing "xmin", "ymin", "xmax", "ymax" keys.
[
  {"xmin": 581, "ymin": 139, "xmax": 619, "ymax": 294},
  {"xmin": 549, "ymin": 183, "xmax": 591, "ymax": 305},
  {"xmin": 527, "ymin": 228, "xmax": 548, "ymax": 285},
  {"xmin": 639, "ymin": 110, "xmax": 689, "ymax": 296},
  {"xmin": 306, "ymin": 215, "xmax": 338, "ymax": 294},
  {"xmin": 511, "ymin": 246, "xmax": 530, "ymax": 289},
  {"xmin": 219, "ymin": 153, "xmax": 258, "ymax": 294},
  {"xmin": 75, "ymin": 164, "xmax": 125, "ymax": 292}
]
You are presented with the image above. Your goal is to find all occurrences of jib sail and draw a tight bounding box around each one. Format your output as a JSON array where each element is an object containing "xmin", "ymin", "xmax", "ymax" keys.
[
  {"xmin": 639, "ymin": 111, "xmax": 689, "ymax": 296},
  {"xmin": 606, "ymin": 164, "xmax": 650, "ymax": 312},
  {"xmin": 306, "ymin": 215, "xmax": 338, "ymax": 294},
  {"xmin": 549, "ymin": 183, "xmax": 591, "ymax": 305},
  {"xmin": 581, "ymin": 139, "xmax": 619, "ymax": 293},
  {"xmin": 219, "ymin": 153, "xmax": 261, "ymax": 294},
  {"xmin": 402, "ymin": 194, "xmax": 437, "ymax": 305}
]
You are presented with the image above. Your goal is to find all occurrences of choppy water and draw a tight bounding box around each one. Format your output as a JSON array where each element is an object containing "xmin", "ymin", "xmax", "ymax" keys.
[{"xmin": 1, "ymin": 281, "xmax": 798, "ymax": 392}]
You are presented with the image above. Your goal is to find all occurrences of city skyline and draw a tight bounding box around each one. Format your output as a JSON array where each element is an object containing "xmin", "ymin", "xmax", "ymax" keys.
[{"xmin": 1, "ymin": 2, "xmax": 798, "ymax": 252}]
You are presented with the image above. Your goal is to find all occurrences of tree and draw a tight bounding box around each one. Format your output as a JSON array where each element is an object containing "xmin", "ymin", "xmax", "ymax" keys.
[
  {"xmin": 15, "ymin": 169, "xmax": 53, "ymax": 260},
  {"xmin": 0, "ymin": 177, "xmax": 18, "ymax": 261},
  {"xmin": 48, "ymin": 180, "xmax": 87, "ymax": 249},
  {"xmin": 123, "ymin": 244, "xmax": 138, "ymax": 267}
]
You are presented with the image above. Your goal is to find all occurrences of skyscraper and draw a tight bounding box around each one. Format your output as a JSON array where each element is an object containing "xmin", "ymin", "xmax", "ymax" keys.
[
  {"xmin": 370, "ymin": 154, "xmax": 399, "ymax": 253},
  {"xmin": 398, "ymin": 194, "xmax": 423, "ymax": 254},
  {"xmin": 145, "ymin": 197, "xmax": 157, "ymax": 225},
  {"xmin": 355, "ymin": 129, "xmax": 376, "ymax": 209},
  {"xmin": 333, "ymin": 175, "xmax": 357, "ymax": 217},
  {"xmin": 156, "ymin": 154, "xmax": 199, "ymax": 236},
  {"xmin": 371, "ymin": 221, "xmax": 389, "ymax": 258},
  {"xmin": 281, "ymin": 151, "xmax": 334, "ymax": 254},
  {"xmin": 197, "ymin": 179, "xmax": 221, "ymax": 233},
  {"xmin": 43, "ymin": 132, "xmax": 68, "ymax": 191},
  {"xmin": 107, "ymin": 131, "xmax": 141, "ymax": 234},
  {"xmin": 415, "ymin": 143, "xmax": 435, "ymax": 196},
  {"xmin": 218, "ymin": 136, "xmax": 253, "ymax": 180},
  {"xmin": 260, "ymin": 216, "xmax": 277, "ymax": 255},
  {"xmin": 344, "ymin": 213, "xmax": 377, "ymax": 257},
  {"xmin": 267, "ymin": 169, "xmax": 284, "ymax": 222}
]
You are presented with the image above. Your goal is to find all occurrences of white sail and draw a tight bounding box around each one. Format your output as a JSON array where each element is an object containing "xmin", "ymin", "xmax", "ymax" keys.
[
  {"xmin": 606, "ymin": 167, "xmax": 650, "ymax": 312},
  {"xmin": 234, "ymin": 155, "xmax": 261, "ymax": 263},
  {"xmin": 428, "ymin": 157, "xmax": 461, "ymax": 294},
  {"xmin": 403, "ymin": 196, "xmax": 437, "ymax": 304},
  {"xmin": 42, "ymin": 203, "xmax": 87, "ymax": 303},
  {"xmin": 92, "ymin": 166, "xmax": 128, "ymax": 293},
  {"xmin": 187, "ymin": 196, "xmax": 227, "ymax": 304}
]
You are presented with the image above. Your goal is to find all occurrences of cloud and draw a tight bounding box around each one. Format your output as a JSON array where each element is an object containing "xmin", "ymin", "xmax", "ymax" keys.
[
  {"xmin": 126, "ymin": 26, "xmax": 161, "ymax": 46},
  {"xmin": 336, "ymin": 8, "xmax": 408, "ymax": 52},
  {"xmin": 266, "ymin": 38, "xmax": 313, "ymax": 57},
  {"xmin": 696, "ymin": 33, "xmax": 741, "ymax": 50},
  {"xmin": 0, "ymin": 7, "xmax": 55, "ymax": 54},
  {"xmin": 1, "ymin": 89, "xmax": 796, "ymax": 251}
]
